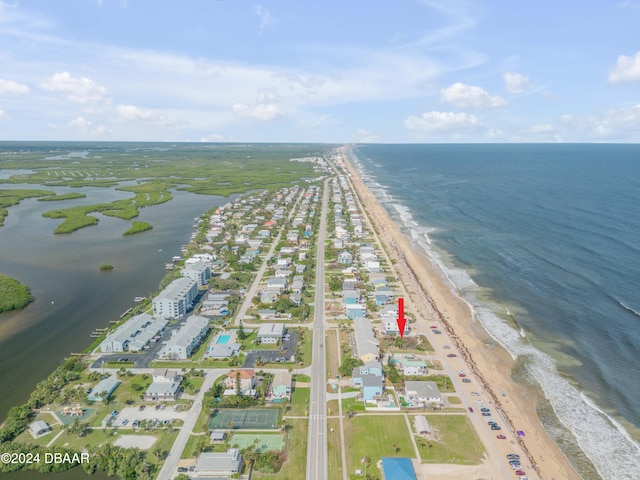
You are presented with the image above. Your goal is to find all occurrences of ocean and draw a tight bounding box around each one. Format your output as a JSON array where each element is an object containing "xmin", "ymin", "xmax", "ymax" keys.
[{"xmin": 351, "ymin": 144, "xmax": 640, "ymax": 480}]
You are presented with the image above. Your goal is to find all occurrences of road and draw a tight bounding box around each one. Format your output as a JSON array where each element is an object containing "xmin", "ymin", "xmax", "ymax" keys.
[{"xmin": 306, "ymin": 177, "xmax": 329, "ymax": 480}]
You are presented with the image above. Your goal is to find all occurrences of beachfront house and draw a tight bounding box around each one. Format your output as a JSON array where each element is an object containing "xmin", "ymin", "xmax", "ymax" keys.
[
  {"xmin": 398, "ymin": 357, "xmax": 427, "ymax": 376},
  {"xmin": 353, "ymin": 317, "xmax": 379, "ymax": 363},
  {"xmin": 404, "ymin": 381, "xmax": 443, "ymax": 409}
]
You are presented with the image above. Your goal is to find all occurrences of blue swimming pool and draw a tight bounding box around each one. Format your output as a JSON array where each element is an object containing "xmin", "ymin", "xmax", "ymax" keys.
[{"xmin": 216, "ymin": 334, "xmax": 231, "ymax": 345}]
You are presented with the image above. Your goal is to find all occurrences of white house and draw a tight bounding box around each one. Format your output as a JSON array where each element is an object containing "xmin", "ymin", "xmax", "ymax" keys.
[
  {"xmin": 404, "ymin": 381, "xmax": 443, "ymax": 408},
  {"xmin": 143, "ymin": 368, "xmax": 182, "ymax": 401},
  {"xmin": 257, "ymin": 323, "xmax": 284, "ymax": 344},
  {"xmin": 194, "ymin": 449, "xmax": 244, "ymax": 478}
]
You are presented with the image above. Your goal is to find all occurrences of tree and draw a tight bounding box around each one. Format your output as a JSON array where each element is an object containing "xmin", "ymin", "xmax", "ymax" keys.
[
  {"xmin": 238, "ymin": 323, "xmax": 247, "ymax": 341},
  {"xmin": 235, "ymin": 372, "xmax": 242, "ymax": 397}
]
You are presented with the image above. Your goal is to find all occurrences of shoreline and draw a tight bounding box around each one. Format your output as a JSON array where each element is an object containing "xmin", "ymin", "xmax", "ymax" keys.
[{"xmin": 339, "ymin": 145, "xmax": 581, "ymax": 480}]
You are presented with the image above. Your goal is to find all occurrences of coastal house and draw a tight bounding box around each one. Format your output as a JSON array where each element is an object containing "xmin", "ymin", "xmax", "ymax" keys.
[
  {"xmin": 404, "ymin": 381, "xmax": 443, "ymax": 408},
  {"xmin": 257, "ymin": 323, "xmax": 284, "ymax": 344},
  {"xmin": 384, "ymin": 319, "xmax": 410, "ymax": 336},
  {"xmin": 158, "ymin": 315, "xmax": 209, "ymax": 360},
  {"xmin": 346, "ymin": 303, "xmax": 366, "ymax": 319},
  {"xmin": 398, "ymin": 357, "xmax": 427, "ymax": 376},
  {"xmin": 270, "ymin": 371, "xmax": 292, "ymax": 400},
  {"xmin": 224, "ymin": 369, "xmax": 256, "ymax": 393},
  {"xmin": 193, "ymin": 449, "xmax": 244, "ymax": 478},
  {"xmin": 143, "ymin": 368, "xmax": 182, "ymax": 402},
  {"xmin": 343, "ymin": 290, "xmax": 360, "ymax": 305},
  {"xmin": 337, "ymin": 250, "xmax": 354, "ymax": 265},
  {"xmin": 353, "ymin": 317, "xmax": 379, "ymax": 363}
]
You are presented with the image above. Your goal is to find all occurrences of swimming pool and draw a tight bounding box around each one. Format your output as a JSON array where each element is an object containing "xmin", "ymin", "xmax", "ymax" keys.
[{"xmin": 216, "ymin": 334, "xmax": 231, "ymax": 345}]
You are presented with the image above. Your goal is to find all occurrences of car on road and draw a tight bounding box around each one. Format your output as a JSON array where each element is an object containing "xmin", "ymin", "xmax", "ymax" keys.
[
  {"xmin": 497, "ymin": 434, "xmax": 506, "ymax": 439},
  {"xmin": 447, "ymin": 353, "xmax": 457, "ymax": 357}
]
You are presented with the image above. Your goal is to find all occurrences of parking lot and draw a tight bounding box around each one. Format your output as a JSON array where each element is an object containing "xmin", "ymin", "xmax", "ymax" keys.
[
  {"xmin": 243, "ymin": 330, "xmax": 298, "ymax": 367},
  {"xmin": 111, "ymin": 405, "xmax": 189, "ymax": 429}
]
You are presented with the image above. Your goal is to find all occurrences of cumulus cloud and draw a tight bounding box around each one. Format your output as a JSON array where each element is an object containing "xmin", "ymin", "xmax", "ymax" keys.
[
  {"xmin": 440, "ymin": 82, "xmax": 506, "ymax": 109},
  {"xmin": 353, "ymin": 128, "xmax": 379, "ymax": 142},
  {"xmin": 232, "ymin": 102, "xmax": 285, "ymax": 121},
  {"xmin": 40, "ymin": 72, "xmax": 108, "ymax": 103},
  {"xmin": 504, "ymin": 72, "xmax": 532, "ymax": 94},
  {"xmin": 67, "ymin": 116, "xmax": 108, "ymax": 135},
  {"xmin": 116, "ymin": 104, "xmax": 178, "ymax": 126},
  {"xmin": 200, "ymin": 133, "xmax": 225, "ymax": 142},
  {"xmin": 404, "ymin": 111, "xmax": 482, "ymax": 132},
  {"xmin": 0, "ymin": 79, "xmax": 31, "ymax": 95},
  {"xmin": 609, "ymin": 51, "xmax": 640, "ymax": 83},
  {"xmin": 255, "ymin": 5, "xmax": 277, "ymax": 31}
]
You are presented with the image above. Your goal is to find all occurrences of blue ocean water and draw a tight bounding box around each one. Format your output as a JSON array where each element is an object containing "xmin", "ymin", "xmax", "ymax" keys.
[{"xmin": 352, "ymin": 144, "xmax": 640, "ymax": 479}]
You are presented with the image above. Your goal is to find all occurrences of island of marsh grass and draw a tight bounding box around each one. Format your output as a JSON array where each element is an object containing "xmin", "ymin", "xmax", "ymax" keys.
[
  {"xmin": 0, "ymin": 274, "xmax": 34, "ymax": 312},
  {"xmin": 123, "ymin": 221, "xmax": 153, "ymax": 236},
  {"xmin": 1, "ymin": 143, "xmax": 325, "ymax": 233},
  {"xmin": 0, "ymin": 188, "xmax": 55, "ymax": 225},
  {"xmin": 36, "ymin": 192, "xmax": 86, "ymax": 201}
]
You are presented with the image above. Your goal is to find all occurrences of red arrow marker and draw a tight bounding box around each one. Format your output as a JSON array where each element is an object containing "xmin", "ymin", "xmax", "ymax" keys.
[{"xmin": 397, "ymin": 297, "xmax": 406, "ymax": 338}]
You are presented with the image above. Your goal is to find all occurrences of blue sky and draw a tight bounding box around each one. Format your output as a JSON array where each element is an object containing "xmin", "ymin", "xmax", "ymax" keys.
[{"xmin": 1, "ymin": 0, "xmax": 639, "ymax": 142}]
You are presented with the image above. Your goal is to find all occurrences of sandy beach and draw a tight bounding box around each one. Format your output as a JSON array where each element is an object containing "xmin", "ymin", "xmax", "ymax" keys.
[{"xmin": 338, "ymin": 145, "xmax": 580, "ymax": 480}]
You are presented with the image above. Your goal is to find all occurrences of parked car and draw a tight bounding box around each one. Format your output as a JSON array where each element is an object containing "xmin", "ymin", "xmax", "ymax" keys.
[
  {"xmin": 447, "ymin": 353, "xmax": 457, "ymax": 357},
  {"xmin": 462, "ymin": 378, "xmax": 471, "ymax": 383},
  {"xmin": 139, "ymin": 405, "xmax": 145, "ymax": 411},
  {"xmin": 468, "ymin": 407, "xmax": 474, "ymax": 413},
  {"xmin": 496, "ymin": 434, "xmax": 506, "ymax": 439}
]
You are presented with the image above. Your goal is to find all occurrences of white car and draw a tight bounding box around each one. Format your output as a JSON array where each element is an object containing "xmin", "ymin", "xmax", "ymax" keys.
[
  {"xmin": 457, "ymin": 369, "xmax": 465, "ymax": 374},
  {"xmin": 474, "ymin": 398, "xmax": 484, "ymax": 403},
  {"xmin": 471, "ymin": 392, "xmax": 480, "ymax": 396}
]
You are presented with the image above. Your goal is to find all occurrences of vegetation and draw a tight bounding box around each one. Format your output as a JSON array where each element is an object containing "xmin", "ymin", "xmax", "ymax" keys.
[
  {"xmin": 123, "ymin": 221, "xmax": 153, "ymax": 236},
  {"xmin": 37, "ymin": 192, "xmax": 86, "ymax": 201},
  {"xmin": 0, "ymin": 275, "xmax": 34, "ymax": 313},
  {"xmin": 416, "ymin": 415, "xmax": 485, "ymax": 464},
  {"xmin": 0, "ymin": 188, "xmax": 54, "ymax": 226},
  {"xmin": 99, "ymin": 264, "xmax": 114, "ymax": 271}
]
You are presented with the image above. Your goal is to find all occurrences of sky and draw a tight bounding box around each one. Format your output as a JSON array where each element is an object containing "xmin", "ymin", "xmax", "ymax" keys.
[{"xmin": 0, "ymin": 0, "xmax": 639, "ymax": 143}]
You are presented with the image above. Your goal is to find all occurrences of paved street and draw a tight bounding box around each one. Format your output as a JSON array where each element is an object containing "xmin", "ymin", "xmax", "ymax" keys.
[{"xmin": 306, "ymin": 178, "xmax": 329, "ymax": 480}]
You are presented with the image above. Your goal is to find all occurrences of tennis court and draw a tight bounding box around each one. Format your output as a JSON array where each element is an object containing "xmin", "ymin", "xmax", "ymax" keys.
[
  {"xmin": 209, "ymin": 408, "xmax": 280, "ymax": 430},
  {"xmin": 230, "ymin": 433, "xmax": 285, "ymax": 452}
]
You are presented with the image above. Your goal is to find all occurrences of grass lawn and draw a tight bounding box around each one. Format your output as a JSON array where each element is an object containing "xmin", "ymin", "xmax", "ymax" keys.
[
  {"xmin": 415, "ymin": 414, "xmax": 485, "ymax": 464},
  {"xmin": 326, "ymin": 329, "xmax": 340, "ymax": 380},
  {"xmin": 288, "ymin": 387, "xmax": 310, "ymax": 417},
  {"xmin": 447, "ymin": 396, "xmax": 462, "ymax": 404},
  {"xmin": 327, "ymin": 418, "xmax": 343, "ymax": 480},
  {"xmin": 110, "ymin": 372, "xmax": 153, "ymax": 403},
  {"xmin": 15, "ymin": 423, "xmax": 62, "ymax": 447},
  {"xmin": 341, "ymin": 397, "xmax": 365, "ymax": 412},
  {"xmin": 253, "ymin": 418, "xmax": 307, "ymax": 480},
  {"xmin": 343, "ymin": 415, "xmax": 415, "ymax": 478},
  {"xmin": 181, "ymin": 433, "xmax": 229, "ymax": 459},
  {"xmin": 292, "ymin": 374, "xmax": 310, "ymax": 383}
]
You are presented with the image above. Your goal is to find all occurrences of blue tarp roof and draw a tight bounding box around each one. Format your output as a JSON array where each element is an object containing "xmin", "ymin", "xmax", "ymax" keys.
[{"xmin": 381, "ymin": 457, "xmax": 416, "ymax": 480}]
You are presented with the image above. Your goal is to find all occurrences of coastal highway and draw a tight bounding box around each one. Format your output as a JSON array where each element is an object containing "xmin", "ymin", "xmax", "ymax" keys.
[{"xmin": 306, "ymin": 178, "xmax": 329, "ymax": 480}]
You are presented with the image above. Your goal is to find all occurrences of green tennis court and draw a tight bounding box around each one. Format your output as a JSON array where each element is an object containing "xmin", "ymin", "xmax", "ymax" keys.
[
  {"xmin": 209, "ymin": 408, "xmax": 280, "ymax": 430},
  {"xmin": 230, "ymin": 433, "xmax": 285, "ymax": 452}
]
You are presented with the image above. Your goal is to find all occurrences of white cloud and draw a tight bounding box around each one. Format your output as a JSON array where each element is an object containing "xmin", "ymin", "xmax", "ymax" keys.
[
  {"xmin": 404, "ymin": 111, "xmax": 482, "ymax": 132},
  {"xmin": 0, "ymin": 79, "xmax": 31, "ymax": 95},
  {"xmin": 531, "ymin": 123, "xmax": 554, "ymax": 134},
  {"xmin": 440, "ymin": 82, "xmax": 506, "ymax": 109},
  {"xmin": 67, "ymin": 116, "xmax": 108, "ymax": 135},
  {"xmin": 116, "ymin": 104, "xmax": 178, "ymax": 126},
  {"xmin": 503, "ymin": 72, "xmax": 532, "ymax": 94},
  {"xmin": 232, "ymin": 102, "xmax": 285, "ymax": 121},
  {"xmin": 0, "ymin": 108, "xmax": 6, "ymax": 119},
  {"xmin": 353, "ymin": 128, "xmax": 379, "ymax": 142},
  {"xmin": 40, "ymin": 72, "xmax": 108, "ymax": 103},
  {"xmin": 486, "ymin": 128, "xmax": 506, "ymax": 139},
  {"xmin": 255, "ymin": 5, "xmax": 277, "ymax": 31},
  {"xmin": 200, "ymin": 133, "xmax": 225, "ymax": 142},
  {"xmin": 609, "ymin": 51, "xmax": 640, "ymax": 83}
]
